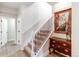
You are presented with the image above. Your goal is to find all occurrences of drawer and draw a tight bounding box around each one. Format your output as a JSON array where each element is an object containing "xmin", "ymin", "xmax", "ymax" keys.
[
  {"xmin": 59, "ymin": 42, "xmax": 71, "ymax": 49},
  {"xmin": 51, "ymin": 40, "xmax": 60, "ymax": 44},
  {"xmin": 52, "ymin": 40, "xmax": 56, "ymax": 43},
  {"xmin": 62, "ymin": 48, "xmax": 71, "ymax": 56},
  {"xmin": 56, "ymin": 47, "xmax": 71, "ymax": 56},
  {"xmin": 50, "ymin": 44, "xmax": 59, "ymax": 49},
  {"xmin": 50, "ymin": 39, "xmax": 56, "ymax": 43},
  {"xmin": 49, "ymin": 38, "xmax": 71, "ymax": 56},
  {"xmin": 55, "ymin": 45, "xmax": 62, "ymax": 51}
]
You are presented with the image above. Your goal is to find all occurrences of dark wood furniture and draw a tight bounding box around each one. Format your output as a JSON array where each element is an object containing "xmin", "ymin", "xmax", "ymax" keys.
[{"xmin": 49, "ymin": 37, "xmax": 71, "ymax": 57}]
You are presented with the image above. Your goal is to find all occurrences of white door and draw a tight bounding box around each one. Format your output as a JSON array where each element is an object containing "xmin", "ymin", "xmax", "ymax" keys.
[{"xmin": 1, "ymin": 17, "xmax": 7, "ymax": 46}]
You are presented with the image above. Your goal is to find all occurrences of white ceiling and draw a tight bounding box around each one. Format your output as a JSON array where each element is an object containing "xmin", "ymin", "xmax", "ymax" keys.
[
  {"xmin": 0, "ymin": 2, "xmax": 33, "ymax": 10},
  {"xmin": 0, "ymin": 2, "xmax": 56, "ymax": 10},
  {"xmin": 47, "ymin": 2, "xmax": 57, "ymax": 6},
  {"xmin": 0, "ymin": 2, "xmax": 56, "ymax": 16}
]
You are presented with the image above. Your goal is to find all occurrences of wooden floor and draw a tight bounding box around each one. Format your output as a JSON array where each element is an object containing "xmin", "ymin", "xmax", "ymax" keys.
[
  {"xmin": 10, "ymin": 50, "xmax": 29, "ymax": 57},
  {"xmin": 0, "ymin": 42, "xmax": 20, "ymax": 57},
  {"xmin": 46, "ymin": 53, "xmax": 64, "ymax": 57},
  {"xmin": 10, "ymin": 50, "xmax": 61, "ymax": 57},
  {"xmin": 0, "ymin": 41, "xmax": 63, "ymax": 57}
]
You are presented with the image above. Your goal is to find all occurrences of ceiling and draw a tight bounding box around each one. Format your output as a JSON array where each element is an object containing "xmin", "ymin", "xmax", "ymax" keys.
[
  {"xmin": 0, "ymin": 2, "xmax": 56, "ymax": 10},
  {"xmin": 47, "ymin": 2, "xmax": 57, "ymax": 6},
  {"xmin": 0, "ymin": 2, "xmax": 56, "ymax": 16},
  {"xmin": 0, "ymin": 2, "xmax": 34, "ymax": 10}
]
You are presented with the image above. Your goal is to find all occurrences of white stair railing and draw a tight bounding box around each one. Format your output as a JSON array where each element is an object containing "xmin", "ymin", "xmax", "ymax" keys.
[
  {"xmin": 36, "ymin": 30, "xmax": 53, "ymax": 56},
  {"xmin": 35, "ymin": 17, "xmax": 52, "ymax": 34},
  {"xmin": 31, "ymin": 31, "xmax": 36, "ymax": 57},
  {"xmin": 21, "ymin": 17, "xmax": 52, "ymax": 57},
  {"xmin": 21, "ymin": 20, "xmax": 40, "ymax": 50},
  {"xmin": 32, "ymin": 17, "xmax": 53, "ymax": 57}
]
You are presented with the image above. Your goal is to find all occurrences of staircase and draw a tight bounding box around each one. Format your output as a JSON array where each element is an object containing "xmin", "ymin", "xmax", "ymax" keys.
[
  {"xmin": 23, "ymin": 17, "xmax": 52, "ymax": 57},
  {"xmin": 23, "ymin": 29, "xmax": 51, "ymax": 57},
  {"xmin": 23, "ymin": 41, "xmax": 32, "ymax": 57},
  {"xmin": 33, "ymin": 29, "xmax": 51, "ymax": 54}
]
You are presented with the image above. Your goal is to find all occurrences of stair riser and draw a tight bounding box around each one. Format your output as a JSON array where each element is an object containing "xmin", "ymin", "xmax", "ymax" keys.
[
  {"xmin": 33, "ymin": 39, "xmax": 43, "ymax": 46},
  {"xmin": 33, "ymin": 45, "xmax": 41, "ymax": 53},
  {"xmin": 37, "ymin": 33, "xmax": 49, "ymax": 36},
  {"xmin": 35, "ymin": 34, "xmax": 47, "ymax": 39},
  {"xmin": 40, "ymin": 30, "xmax": 50, "ymax": 33},
  {"xmin": 24, "ymin": 48, "xmax": 31, "ymax": 57},
  {"xmin": 27, "ymin": 43, "xmax": 32, "ymax": 49},
  {"xmin": 35, "ymin": 37, "xmax": 46, "ymax": 40}
]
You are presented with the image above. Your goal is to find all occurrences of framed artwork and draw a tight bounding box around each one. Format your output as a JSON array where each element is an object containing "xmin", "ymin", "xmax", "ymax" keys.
[{"xmin": 54, "ymin": 8, "xmax": 71, "ymax": 34}]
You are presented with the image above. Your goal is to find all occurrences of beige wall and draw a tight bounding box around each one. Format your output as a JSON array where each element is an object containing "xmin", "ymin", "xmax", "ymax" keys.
[
  {"xmin": 72, "ymin": 2, "xmax": 79, "ymax": 57},
  {"xmin": 52, "ymin": 2, "xmax": 72, "ymax": 39}
]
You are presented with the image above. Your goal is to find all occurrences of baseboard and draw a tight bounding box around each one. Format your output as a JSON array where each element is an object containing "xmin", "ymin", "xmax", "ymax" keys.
[{"xmin": 7, "ymin": 39, "xmax": 16, "ymax": 41}]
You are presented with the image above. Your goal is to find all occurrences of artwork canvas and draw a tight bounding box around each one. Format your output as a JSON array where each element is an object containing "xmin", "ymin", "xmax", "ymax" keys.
[{"xmin": 54, "ymin": 8, "xmax": 71, "ymax": 34}]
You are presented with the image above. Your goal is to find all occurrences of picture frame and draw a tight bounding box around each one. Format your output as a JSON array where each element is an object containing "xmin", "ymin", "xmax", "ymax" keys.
[{"xmin": 54, "ymin": 8, "xmax": 71, "ymax": 34}]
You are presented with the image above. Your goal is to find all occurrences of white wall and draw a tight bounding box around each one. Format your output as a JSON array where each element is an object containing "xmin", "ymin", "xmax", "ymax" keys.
[
  {"xmin": 72, "ymin": 2, "xmax": 79, "ymax": 57},
  {"xmin": 52, "ymin": 2, "xmax": 72, "ymax": 39},
  {"xmin": 18, "ymin": 2, "xmax": 52, "ymax": 49},
  {"xmin": 20, "ymin": 2, "xmax": 52, "ymax": 33}
]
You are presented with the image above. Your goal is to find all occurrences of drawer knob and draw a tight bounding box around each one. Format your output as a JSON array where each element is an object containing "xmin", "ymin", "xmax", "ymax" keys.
[
  {"xmin": 58, "ymin": 45, "xmax": 60, "ymax": 48},
  {"xmin": 63, "ymin": 44, "xmax": 67, "ymax": 46},
  {"xmin": 64, "ymin": 49, "xmax": 69, "ymax": 52},
  {"xmin": 53, "ymin": 41, "xmax": 55, "ymax": 43},
  {"xmin": 52, "ymin": 45, "xmax": 54, "ymax": 47}
]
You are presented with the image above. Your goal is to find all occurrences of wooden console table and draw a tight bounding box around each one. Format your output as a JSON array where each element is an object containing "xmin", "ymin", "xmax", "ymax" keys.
[{"xmin": 49, "ymin": 37, "xmax": 71, "ymax": 57}]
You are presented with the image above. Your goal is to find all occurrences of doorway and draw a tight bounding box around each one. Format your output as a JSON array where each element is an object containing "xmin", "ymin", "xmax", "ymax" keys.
[{"xmin": 0, "ymin": 16, "xmax": 17, "ymax": 48}]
